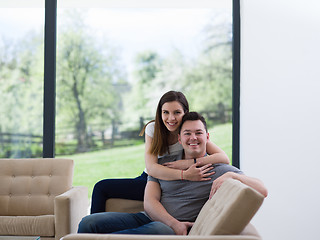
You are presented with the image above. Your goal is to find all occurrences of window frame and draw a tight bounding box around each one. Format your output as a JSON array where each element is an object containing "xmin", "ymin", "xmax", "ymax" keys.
[
  {"xmin": 43, "ymin": 0, "xmax": 57, "ymax": 158},
  {"xmin": 232, "ymin": 0, "xmax": 240, "ymax": 168}
]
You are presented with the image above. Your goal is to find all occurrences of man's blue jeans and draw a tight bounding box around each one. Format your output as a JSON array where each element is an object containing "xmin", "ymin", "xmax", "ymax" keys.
[{"xmin": 78, "ymin": 212, "xmax": 175, "ymax": 235}]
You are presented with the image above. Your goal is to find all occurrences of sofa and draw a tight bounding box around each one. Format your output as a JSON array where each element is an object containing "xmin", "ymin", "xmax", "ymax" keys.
[
  {"xmin": 61, "ymin": 178, "xmax": 265, "ymax": 240},
  {"xmin": 0, "ymin": 158, "xmax": 89, "ymax": 240}
]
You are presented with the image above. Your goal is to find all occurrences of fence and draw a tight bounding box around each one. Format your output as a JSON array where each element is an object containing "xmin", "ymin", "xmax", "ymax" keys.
[
  {"xmin": 0, "ymin": 108, "xmax": 232, "ymax": 158},
  {"xmin": 0, "ymin": 132, "xmax": 42, "ymax": 158}
]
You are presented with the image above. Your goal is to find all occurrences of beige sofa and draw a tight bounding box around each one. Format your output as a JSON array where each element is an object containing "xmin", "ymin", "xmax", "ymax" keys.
[
  {"xmin": 61, "ymin": 178, "xmax": 265, "ymax": 240},
  {"xmin": 0, "ymin": 158, "xmax": 89, "ymax": 240}
]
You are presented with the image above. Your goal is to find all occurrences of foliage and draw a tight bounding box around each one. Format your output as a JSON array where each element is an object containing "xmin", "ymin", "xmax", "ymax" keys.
[
  {"xmin": 0, "ymin": 142, "xmax": 42, "ymax": 158},
  {"xmin": 122, "ymin": 51, "xmax": 163, "ymax": 123},
  {"xmin": 184, "ymin": 13, "xmax": 232, "ymax": 112},
  {"xmin": 0, "ymin": 32, "xmax": 44, "ymax": 135},
  {"xmin": 0, "ymin": 31, "xmax": 45, "ymax": 157},
  {"xmin": 0, "ymin": 10, "xmax": 233, "ymax": 158},
  {"xmin": 56, "ymin": 10, "xmax": 129, "ymax": 152},
  {"xmin": 123, "ymin": 11, "xmax": 233, "ymax": 123}
]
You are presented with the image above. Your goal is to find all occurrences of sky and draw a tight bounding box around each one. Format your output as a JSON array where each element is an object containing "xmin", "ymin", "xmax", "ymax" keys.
[
  {"xmin": 84, "ymin": 9, "xmax": 213, "ymax": 71},
  {"xmin": 0, "ymin": 8, "xmax": 44, "ymax": 39},
  {"xmin": 0, "ymin": 7, "xmax": 230, "ymax": 78}
]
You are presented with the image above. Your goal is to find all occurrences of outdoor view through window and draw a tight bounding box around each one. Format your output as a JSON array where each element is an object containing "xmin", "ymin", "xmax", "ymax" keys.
[
  {"xmin": 0, "ymin": 5, "xmax": 233, "ymax": 196},
  {"xmin": 0, "ymin": 8, "xmax": 44, "ymax": 159}
]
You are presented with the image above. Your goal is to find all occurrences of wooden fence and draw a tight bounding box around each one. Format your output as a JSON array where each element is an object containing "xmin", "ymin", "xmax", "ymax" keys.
[
  {"xmin": 0, "ymin": 108, "xmax": 231, "ymax": 157},
  {"xmin": 0, "ymin": 132, "xmax": 42, "ymax": 158}
]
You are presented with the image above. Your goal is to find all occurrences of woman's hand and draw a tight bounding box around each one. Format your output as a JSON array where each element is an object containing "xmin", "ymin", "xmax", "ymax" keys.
[
  {"xmin": 163, "ymin": 159, "xmax": 193, "ymax": 170},
  {"xmin": 184, "ymin": 162, "xmax": 215, "ymax": 181}
]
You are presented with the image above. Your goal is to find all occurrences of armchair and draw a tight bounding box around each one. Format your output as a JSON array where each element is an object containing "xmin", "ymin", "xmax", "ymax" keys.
[{"xmin": 0, "ymin": 158, "xmax": 89, "ymax": 240}]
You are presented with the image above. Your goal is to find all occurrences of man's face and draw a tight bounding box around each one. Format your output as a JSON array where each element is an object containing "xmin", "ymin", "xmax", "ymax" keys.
[{"xmin": 178, "ymin": 120, "xmax": 209, "ymax": 159}]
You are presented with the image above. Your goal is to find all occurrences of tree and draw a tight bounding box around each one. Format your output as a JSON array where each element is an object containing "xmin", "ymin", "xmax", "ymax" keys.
[
  {"xmin": 57, "ymin": 10, "xmax": 126, "ymax": 152},
  {"xmin": 182, "ymin": 12, "xmax": 233, "ymax": 117},
  {"xmin": 126, "ymin": 11, "xmax": 232, "ymax": 120},
  {"xmin": 0, "ymin": 31, "xmax": 44, "ymax": 157},
  {"xmin": 0, "ymin": 32, "xmax": 44, "ymax": 134},
  {"xmin": 123, "ymin": 51, "xmax": 163, "ymax": 121}
]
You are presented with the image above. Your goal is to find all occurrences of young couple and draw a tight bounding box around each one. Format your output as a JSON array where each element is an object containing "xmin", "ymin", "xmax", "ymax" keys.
[{"xmin": 80, "ymin": 91, "xmax": 268, "ymax": 235}]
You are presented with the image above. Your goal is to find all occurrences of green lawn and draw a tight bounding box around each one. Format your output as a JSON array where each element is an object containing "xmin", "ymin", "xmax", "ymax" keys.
[
  {"xmin": 60, "ymin": 122, "xmax": 232, "ymax": 198},
  {"xmin": 208, "ymin": 122, "xmax": 232, "ymax": 162}
]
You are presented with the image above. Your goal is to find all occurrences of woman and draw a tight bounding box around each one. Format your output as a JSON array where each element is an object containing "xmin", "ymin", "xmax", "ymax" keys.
[
  {"xmin": 90, "ymin": 91, "xmax": 229, "ymax": 213},
  {"xmin": 143, "ymin": 91, "xmax": 229, "ymax": 181}
]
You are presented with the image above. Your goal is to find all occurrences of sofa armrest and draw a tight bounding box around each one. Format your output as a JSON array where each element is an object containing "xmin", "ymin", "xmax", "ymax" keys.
[
  {"xmin": 240, "ymin": 223, "xmax": 261, "ymax": 238},
  {"xmin": 61, "ymin": 234, "xmax": 260, "ymax": 240},
  {"xmin": 55, "ymin": 186, "xmax": 89, "ymax": 240}
]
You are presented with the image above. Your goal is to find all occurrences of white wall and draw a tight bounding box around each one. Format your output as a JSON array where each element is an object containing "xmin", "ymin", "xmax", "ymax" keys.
[{"xmin": 240, "ymin": 1, "xmax": 320, "ymax": 239}]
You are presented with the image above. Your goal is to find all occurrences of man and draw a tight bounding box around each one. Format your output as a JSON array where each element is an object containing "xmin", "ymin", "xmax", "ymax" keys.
[{"xmin": 78, "ymin": 112, "xmax": 267, "ymax": 235}]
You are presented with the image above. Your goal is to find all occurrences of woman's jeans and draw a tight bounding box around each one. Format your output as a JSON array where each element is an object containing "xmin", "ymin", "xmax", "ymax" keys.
[
  {"xmin": 78, "ymin": 212, "xmax": 175, "ymax": 235},
  {"xmin": 90, "ymin": 171, "xmax": 148, "ymax": 214}
]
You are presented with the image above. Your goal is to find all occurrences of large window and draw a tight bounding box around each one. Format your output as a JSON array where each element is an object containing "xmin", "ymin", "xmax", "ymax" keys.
[
  {"xmin": 55, "ymin": 7, "xmax": 233, "ymax": 157},
  {"xmin": 0, "ymin": 0, "xmax": 240, "ymax": 194}
]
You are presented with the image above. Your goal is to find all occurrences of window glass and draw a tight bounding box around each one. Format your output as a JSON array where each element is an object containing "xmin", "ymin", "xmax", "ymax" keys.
[
  {"xmin": 0, "ymin": 8, "xmax": 44, "ymax": 158},
  {"xmin": 56, "ymin": 5, "xmax": 232, "ymax": 193}
]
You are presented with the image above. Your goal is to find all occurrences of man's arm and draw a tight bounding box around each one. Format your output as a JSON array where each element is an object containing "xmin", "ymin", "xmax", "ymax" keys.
[
  {"xmin": 144, "ymin": 180, "xmax": 193, "ymax": 235},
  {"xmin": 209, "ymin": 172, "xmax": 268, "ymax": 199}
]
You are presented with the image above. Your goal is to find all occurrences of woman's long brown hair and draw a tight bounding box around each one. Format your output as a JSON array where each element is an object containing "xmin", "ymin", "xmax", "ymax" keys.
[{"xmin": 140, "ymin": 91, "xmax": 189, "ymax": 156}]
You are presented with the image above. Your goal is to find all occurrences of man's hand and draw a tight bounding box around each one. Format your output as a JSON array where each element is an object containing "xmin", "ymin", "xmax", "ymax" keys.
[
  {"xmin": 210, "ymin": 172, "xmax": 234, "ymax": 199},
  {"xmin": 184, "ymin": 162, "xmax": 215, "ymax": 181},
  {"xmin": 210, "ymin": 172, "xmax": 268, "ymax": 198},
  {"xmin": 170, "ymin": 221, "xmax": 194, "ymax": 235},
  {"xmin": 163, "ymin": 159, "xmax": 192, "ymax": 170}
]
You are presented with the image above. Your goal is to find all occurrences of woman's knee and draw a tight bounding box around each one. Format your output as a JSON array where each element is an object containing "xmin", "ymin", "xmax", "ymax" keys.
[
  {"xmin": 93, "ymin": 179, "xmax": 110, "ymax": 193},
  {"xmin": 78, "ymin": 215, "xmax": 96, "ymax": 233}
]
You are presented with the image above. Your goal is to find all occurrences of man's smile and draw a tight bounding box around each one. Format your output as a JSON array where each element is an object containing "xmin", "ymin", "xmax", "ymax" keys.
[{"xmin": 188, "ymin": 143, "xmax": 199, "ymax": 146}]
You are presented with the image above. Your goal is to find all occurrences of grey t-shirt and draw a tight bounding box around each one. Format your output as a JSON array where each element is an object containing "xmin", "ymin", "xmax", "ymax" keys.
[{"xmin": 148, "ymin": 151, "xmax": 243, "ymax": 222}]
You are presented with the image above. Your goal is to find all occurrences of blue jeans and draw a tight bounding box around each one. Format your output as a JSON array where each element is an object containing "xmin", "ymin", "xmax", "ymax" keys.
[{"xmin": 78, "ymin": 212, "xmax": 175, "ymax": 235}]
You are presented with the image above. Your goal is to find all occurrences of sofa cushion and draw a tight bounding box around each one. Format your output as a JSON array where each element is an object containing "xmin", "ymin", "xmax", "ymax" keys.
[
  {"xmin": 0, "ymin": 158, "xmax": 73, "ymax": 216},
  {"xmin": 106, "ymin": 199, "xmax": 144, "ymax": 213},
  {"xmin": 189, "ymin": 179, "xmax": 264, "ymax": 236},
  {"xmin": 0, "ymin": 215, "xmax": 55, "ymax": 236}
]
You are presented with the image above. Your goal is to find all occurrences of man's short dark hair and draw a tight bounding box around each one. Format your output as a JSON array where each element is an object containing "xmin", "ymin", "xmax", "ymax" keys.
[{"xmin": 179, "ymin": 112, "xmax": 207, "ymax": 133}]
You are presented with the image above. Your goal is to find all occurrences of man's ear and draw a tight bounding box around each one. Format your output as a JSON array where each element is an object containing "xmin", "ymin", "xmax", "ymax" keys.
[{"xmin": 178, "ymin": 134, "xmax": 182, "ymax": 144}]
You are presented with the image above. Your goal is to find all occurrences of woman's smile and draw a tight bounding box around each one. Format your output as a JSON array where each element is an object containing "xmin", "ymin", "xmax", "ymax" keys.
[{"xmin": 161, "ymin": 101, "xmax": 185, "ymax": 132}]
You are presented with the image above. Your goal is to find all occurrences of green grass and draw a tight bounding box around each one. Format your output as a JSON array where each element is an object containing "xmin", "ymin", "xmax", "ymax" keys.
[
  {"xmin": 60, "ymin": 144, "xmax": 145, "ymax": 197},
  {"xmin": 208, "ymin": 122, "xmax": 232, "ymax": 162},
  {"xmin": 60, "ymin": 122, "xmax": 232, "ymax": 198}
]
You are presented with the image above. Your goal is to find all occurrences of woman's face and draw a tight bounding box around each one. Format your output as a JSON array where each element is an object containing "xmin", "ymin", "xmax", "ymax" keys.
[{"xmin": 161, "ymin": 101, "xmax": 185, "ymax": 132}]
